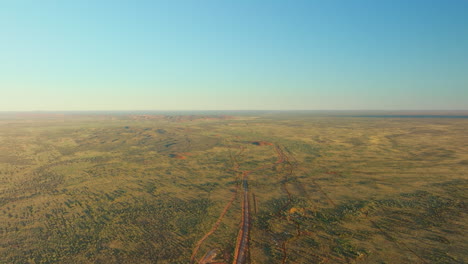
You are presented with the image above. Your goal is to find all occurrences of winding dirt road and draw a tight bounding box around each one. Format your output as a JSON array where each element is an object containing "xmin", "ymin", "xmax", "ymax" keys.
[
  {"xmin": 232, "ymin": 174, "xmax": 250, "ymax": 264},
  {"xmin": 192, "ymin": 143, "xmax": 287, "ymax": 264},
  {"xmin": 232, "ymin": 145, "xmax": 287, "ymax": 264}
]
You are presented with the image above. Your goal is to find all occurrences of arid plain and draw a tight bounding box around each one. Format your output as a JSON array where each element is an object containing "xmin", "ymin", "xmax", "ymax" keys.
[{"xmin": 0, "ymin": 112, "xmax": 466, "ymax": 263}]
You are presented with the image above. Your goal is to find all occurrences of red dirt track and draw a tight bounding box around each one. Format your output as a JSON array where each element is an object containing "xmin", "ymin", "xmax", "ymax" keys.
[
  {"xmin": 231, "ymin": 145, "xmax": 287, "ymax": 264},
  {"xmin": 191, "ymin": 143, "xmax": 288, "ymax": 264}
]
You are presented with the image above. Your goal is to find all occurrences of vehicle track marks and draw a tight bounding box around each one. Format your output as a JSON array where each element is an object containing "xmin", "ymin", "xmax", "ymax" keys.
[{"xmin": 232, "ymin": 144, "xmax": 287, "ymax": 264}]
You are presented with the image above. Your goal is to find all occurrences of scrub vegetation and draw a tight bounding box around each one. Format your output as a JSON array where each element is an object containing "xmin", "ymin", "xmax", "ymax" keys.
[{"xmin": 0, "ymin": 113, "xmax": 466, "ymax": 263}]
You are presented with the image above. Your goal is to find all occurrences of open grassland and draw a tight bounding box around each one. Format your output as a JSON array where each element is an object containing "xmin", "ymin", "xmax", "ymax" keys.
[{"xmin": 0, "ymin": 113, "xmax": 466, "ymax": 263}]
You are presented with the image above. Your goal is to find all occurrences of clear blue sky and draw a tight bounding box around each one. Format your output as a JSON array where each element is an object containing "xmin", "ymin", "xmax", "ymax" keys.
[{"xmin": 1, "ymin": 0, "xmax": 467, "ymax": 110}]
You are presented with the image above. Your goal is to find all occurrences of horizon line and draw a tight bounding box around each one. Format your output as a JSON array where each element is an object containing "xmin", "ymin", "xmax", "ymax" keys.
[{"xmin": 1, "ymin": 109, "xmax": 468, "ymax": 113}]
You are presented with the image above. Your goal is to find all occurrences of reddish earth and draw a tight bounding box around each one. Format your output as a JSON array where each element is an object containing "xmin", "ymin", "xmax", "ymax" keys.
[
  {"xmin": 252, "ymin": 141, "xmax": 273, "ymax": 146},
  {"xmin": 190, "ymin": 186, "xmax": 240, "ymax": 264},
  {"xmin": 129, "ymin": 115, "xmax": 234, "ymax": 122},
  {"xmin": 192, "ymin": 143, "xmax": 287, "ymax": 264},
  {"xmin": 169, "ymin": 153, "xmax": 187, "ymax": 159},
  {"xmin": 15, "ymin": 113, "xmax": 65, "ymax": 118}
]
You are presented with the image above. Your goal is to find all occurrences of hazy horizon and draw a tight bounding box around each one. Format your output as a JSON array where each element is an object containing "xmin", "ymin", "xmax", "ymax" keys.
[{"xmin": 2, "ymin": 109, "xmax": 468, "ymax": 112}]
